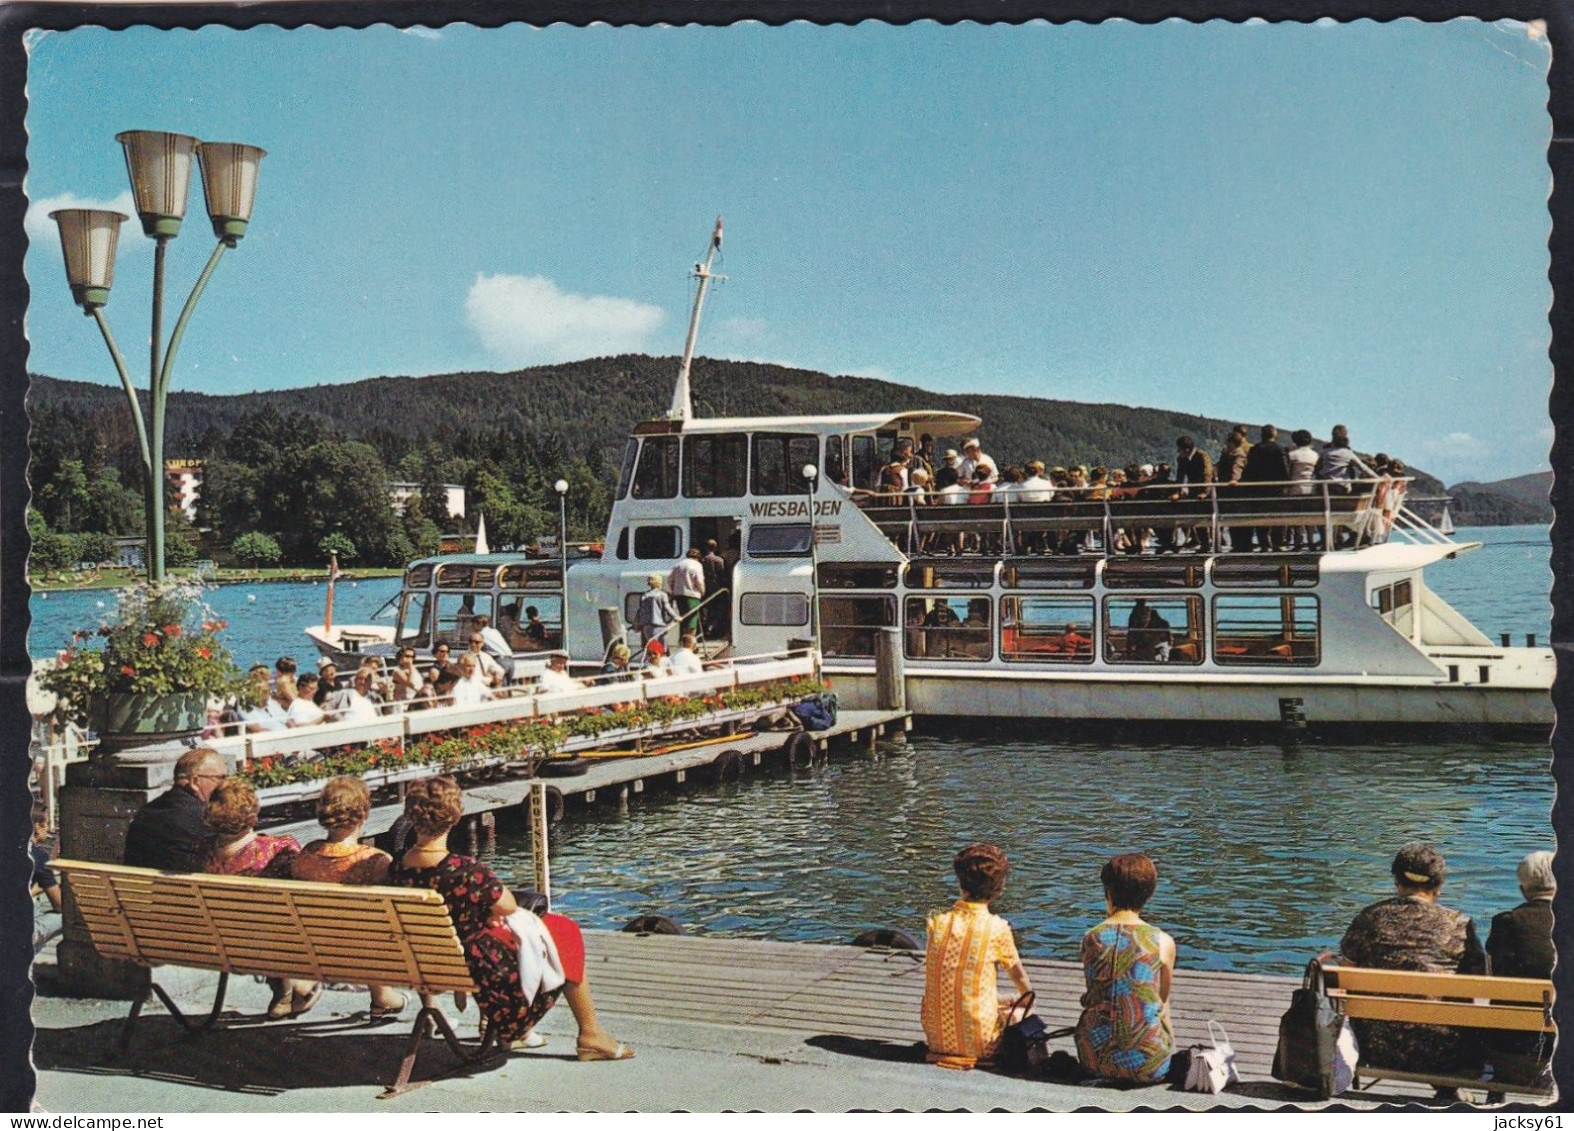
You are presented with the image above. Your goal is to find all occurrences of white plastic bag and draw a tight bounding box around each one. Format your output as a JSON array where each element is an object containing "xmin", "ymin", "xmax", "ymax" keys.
[
  {"xmin": 1185, "ymin": 1021, "xmax": 1240, "ymax": 1094},
  {"xmin": 1330, "ymin": 1017, "xmax": 1360, "ymax": 1096},
  {"xmin": 505, "ymin": 908, "xmax": 565, "ymax": 1007}
]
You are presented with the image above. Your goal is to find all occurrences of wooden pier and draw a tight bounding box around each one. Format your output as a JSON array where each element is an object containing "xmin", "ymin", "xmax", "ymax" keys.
[{"xmin": 264, "ymin": 707, "xmax": 913, "ymax": 844}]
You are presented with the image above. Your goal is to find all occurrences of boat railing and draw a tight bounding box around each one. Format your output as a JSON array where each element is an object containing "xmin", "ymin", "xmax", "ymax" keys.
[
  {"xmin": 204, "ymin": 647, "xmax": 820, "ymax": 770},
  {"xmin": 851, "ymin": 477, "xmax": 1414, "ymax": 556},
  {"xmin": 1388, "ymin": 504, "xmax": 1456, "ymax": 547}
]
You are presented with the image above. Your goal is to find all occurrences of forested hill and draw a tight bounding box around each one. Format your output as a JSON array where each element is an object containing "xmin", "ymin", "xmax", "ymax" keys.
[{"xmin": 26, "ymin": 354, "xmax": 1444, "ymax": 491}]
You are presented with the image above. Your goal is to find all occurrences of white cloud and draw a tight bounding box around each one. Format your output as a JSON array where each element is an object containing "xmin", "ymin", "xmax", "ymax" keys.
[
  {"xmin": 24, "ymin": 190, "xmax": 138, "ymax": 247},
  {"xmin": 464, "ymin": 273, "xmax": 664, "ymax": 365}
]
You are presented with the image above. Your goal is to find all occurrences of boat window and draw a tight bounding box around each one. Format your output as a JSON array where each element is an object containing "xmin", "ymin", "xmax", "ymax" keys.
[
  {"xmin": 1001, "ymin": 596, "xmax": 1095, "ymax": 664},
  {"xmin": 1102, "ymin": 559, "xmax": 1204, "ymax": 589},
  {"xmin": 740, "ymin": 592, "xmax": 810, "ymax": 627},
  {"xmin": 904, "ymin": 596, "xmax": 992, "ymax": 661},
  {"xmin": 395, "ymin": 591, "xmax": 432, "ymax": 648},
  {"xmin": 615, "ymin": 439, "xmax": 639, "ymax": 501},
  {"xmin": 1002, "ymin": 559, "xmax": 1098, "ymax": 590},
  {"xmin": 819, "ymin": 595, "xmax": 896, "ymax": 658},
  {"xmin": 615, "ymin": 528, "xmax": 629, "ymax": 561},
  {"xmin": 499, "ymin": 564, "xmax": 564, "ymax": 590},
  {"xmin": 851, "ymin": 434, "xmax": 879, "ymax": 493},
  {"xmin": 824, "ymin": 435, "xmax": 848, "ymax": 489},
  {"xmin": 683, "ymin": 433, "xmax": 749, "ymax": 498},
  {"xmin": 433, "ymin": 593, "xmax": 495, "ymax": 649},
  {"xmin": 819, "ymin": 563, "xmax": 899, "ymax": 589},
  {"xmin": 1103, "ymin": 596, "xmax": 1204, "ymax": 665},
  {"xmin": 436, "ymin": 564, "xmax": 475, "ymax": 589},
  {"xmin": 1369, "ymin": 577, "xmax": 1415, "ymax": 635},
  {"xmin": 1211, "ymin": 555, "xmax": 1320, "ymax": 588},
  {"xmin": 405, "ymin": 564, "xmax": 433, "ymax": 589},
  {"xmin": 632, "ymin": 436, "xmax": 680, "ymax": 500},
  {"xmin": 471, "ymin": 567, "xmax": 496, "ymax": 589},
  {"xmin": 1214, "ymin": 595, "xmax": 1320, "ymax": 666},
  {"xmin": 633, "ymin": 526, "xmax": 681, "ymax": 560},
  {"xmin": 747, "ymin": 524, "xmax": 813, "ymax": 557},
  {"xmin": 497, "ymin": 593, "xmax": 563, "ymax": 651},
  {"xmin": 751, "ymin": 433, "xmax": 819, "ymax": 496},
  {"xmin": 904, "ymin": 560, "xmax": 997, "ymax": 590}
]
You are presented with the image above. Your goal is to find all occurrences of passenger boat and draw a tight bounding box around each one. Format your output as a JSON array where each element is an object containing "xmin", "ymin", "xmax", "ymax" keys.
[{"xmin": 310, "ymin": 221, "xmax": 1554, "ymax": 735}]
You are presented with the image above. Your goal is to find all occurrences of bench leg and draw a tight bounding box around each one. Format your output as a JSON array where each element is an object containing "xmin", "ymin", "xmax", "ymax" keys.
[
  {"xmin": 381, "ymin": 1004, "xmax": 504, "ymax": 1099},
  {"xmin": 122, "ymin": 971, "xmax": 230, "ymax": 1047}
]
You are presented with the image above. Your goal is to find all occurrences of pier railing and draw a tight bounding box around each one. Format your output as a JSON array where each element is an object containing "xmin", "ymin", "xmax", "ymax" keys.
[
  {"xmin": 205, "ymin": 647, "xmax": 821, "ymax": 778},
  {"xmin": 853, "ymin": 477, "xmax": 1413, "ymax": 556}
]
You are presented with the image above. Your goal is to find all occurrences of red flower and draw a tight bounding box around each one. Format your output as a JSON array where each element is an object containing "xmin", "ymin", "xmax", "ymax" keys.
[
  {"xmin": 163, "ymin": 624, "xmax": 182, "ymax": 638},
  {"xmin": 197, "ymin": 646, "xmax": 211, "ymax": 659},
  {"xmin": 120, "ymin": 665, "xmax": 136, "ymax": 678},
  {"xmin": 142, "ymin": 633, "xmax": 159, "ymax": 647}
]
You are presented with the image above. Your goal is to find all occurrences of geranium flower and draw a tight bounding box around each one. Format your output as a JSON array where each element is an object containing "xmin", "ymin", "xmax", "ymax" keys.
[
  {"xmin": 163, "ymin": 624, "xmax": 182, "ymax": 637},
  {"xmin": 142, "ymin": 633, "xmax": 160, "ymax": 647},
  {"xmin": 197, "ymin": 646, "xmax": 211, "ymax": 659},
  {"xmin": 121, "ymin": 665, "xmax": 136, "ymax": 677}
]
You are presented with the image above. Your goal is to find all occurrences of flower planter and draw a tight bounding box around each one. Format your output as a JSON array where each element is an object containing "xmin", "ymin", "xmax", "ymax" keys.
[{"xmin": 92, "ymin": 692, "xmax": 208, "ymax": 755}]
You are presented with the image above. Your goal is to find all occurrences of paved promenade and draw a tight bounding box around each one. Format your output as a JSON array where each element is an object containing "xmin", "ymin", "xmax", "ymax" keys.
[{"xmin": 29, "ymin": 930, "xmax": 1494, "ymax": 1112}]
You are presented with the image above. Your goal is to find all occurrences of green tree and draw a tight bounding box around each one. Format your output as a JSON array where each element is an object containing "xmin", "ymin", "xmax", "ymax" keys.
[
  {"xmin": 197, "ymin": 459, "xmax": 263, "ymax": 540},
  {"xmin": 77, "ymin": 531, "xmax": 120, "ymax": 566},
  {"xmin": 400, "ymin": 506, "xmax": 443, "ymax": 559},
  {"xmin": 164, "ymin": 526, "xmax": 198, "ymax": 567},
  {"xmin": 81, "ymin": 467, "xmax": 144, "ymax": 535},
  {"xmin": 37, "ymin": 458, "xmax": 90, "ymax": 532},
  {"xmin": 318, "ymin": 531, "xmax": 358, "ymax": 563},
  {"xmin": 32, "ymin": 530, "xmax": 78, "ymax": 573},
  {"xmin": 231, "ymin": 531, "xmax": 283, "ymax": 568}
]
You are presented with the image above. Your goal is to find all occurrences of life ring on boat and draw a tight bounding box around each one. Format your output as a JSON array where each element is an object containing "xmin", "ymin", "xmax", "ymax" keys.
[
  {"xmin": 540, "ymin": 756, "xmax": 590, "ymax": 778},
  {"xmin": 623, "ymin": 914, "xmax": 684, "ymax": 936},
  {"xmin": 779, "ymin": 731, "xmax": 815, "ymax": 767},
  {"xmin": 851, "ymin": 928, "xmax": 920, "ymax": 951},
  {"xmin": 706, "ymin": 749, "xmax": 744, "ymax": 784}
]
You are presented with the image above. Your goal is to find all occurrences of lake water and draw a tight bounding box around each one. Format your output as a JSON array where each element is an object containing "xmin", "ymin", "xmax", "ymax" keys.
[{"xmin": 28, "ymin": 525, "xmax": 1554, "ymax": 974}]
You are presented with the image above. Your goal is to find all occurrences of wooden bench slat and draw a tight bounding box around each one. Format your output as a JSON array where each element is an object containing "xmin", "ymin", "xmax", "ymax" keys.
[
  {"xmin": 1338, "ymin": 996, "xmax": 1553, "ymax": 1033},
  {"xmin": 1327, "ymin": 968, "xmax": 1553, "ymax": 1003}
]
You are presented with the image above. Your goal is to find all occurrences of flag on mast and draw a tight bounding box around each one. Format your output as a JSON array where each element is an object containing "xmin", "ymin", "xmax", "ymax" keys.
[{"xmin": 712, "ymin": 216, "xmax": 723, "ymax": 251}]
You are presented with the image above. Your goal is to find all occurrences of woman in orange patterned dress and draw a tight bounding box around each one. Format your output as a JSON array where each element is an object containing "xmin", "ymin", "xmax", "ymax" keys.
[
  {"xmin": 920, "ymin": 843, "xmax": 1033, "ymax": 1069},
  {"xmin": 290, "ymin": 775, "xmax": 406, "ymax": 1017}
]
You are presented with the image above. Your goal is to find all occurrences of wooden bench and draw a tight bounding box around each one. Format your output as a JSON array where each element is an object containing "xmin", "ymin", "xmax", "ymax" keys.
[
  {"xmin": 1322, "ymin": 965, "xmax": 1555, "ymax": 1098},
  {"xmin": 54, "ymin": 859, "xmax": 493, "ymax": 1098}
]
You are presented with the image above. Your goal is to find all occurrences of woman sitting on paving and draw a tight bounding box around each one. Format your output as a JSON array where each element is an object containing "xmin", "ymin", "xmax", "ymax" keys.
[
  {"xmin": 195, "ymin": 779, "xmax": 318, "ymax": 1018},
  {"xmin": 290, "ymin": 775, "xmax": 406, "ymax": 1018},
  {"xmin": 388, "ymin": 775, "xmax": 633, "ymax": 1060},
  {"xmin": 920, "ymin": 843, "xmax": 1034, "ymax": 1070},
  {"xmin": 1074, "ymin": 852, "xmax": 1176, "ymax": 1084}
]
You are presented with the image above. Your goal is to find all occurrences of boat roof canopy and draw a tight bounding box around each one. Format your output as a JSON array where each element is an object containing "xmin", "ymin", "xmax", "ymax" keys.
[
  {"xmin": 1317, "ymin": 541, "xmax": 1481, "ymax": 574},
  {"xmin": 634, "ymin": 410, "xmax": 982, "ymax": 438}
]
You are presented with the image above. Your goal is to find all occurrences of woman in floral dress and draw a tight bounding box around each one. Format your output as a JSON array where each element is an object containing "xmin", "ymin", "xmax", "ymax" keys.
[
  {"xmin": 388, "ymin": 775, "xmax": 632, "ymax": 1059},
  {"xmin": 1074, "ymin": 853, "xmax": 1176, "ymax": 1084}
]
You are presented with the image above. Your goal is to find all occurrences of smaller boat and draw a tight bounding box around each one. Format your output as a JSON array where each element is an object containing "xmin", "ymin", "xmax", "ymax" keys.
[{"xmin": 1438, "ymin": 503, "xmax": 1455, "ymax": 536}]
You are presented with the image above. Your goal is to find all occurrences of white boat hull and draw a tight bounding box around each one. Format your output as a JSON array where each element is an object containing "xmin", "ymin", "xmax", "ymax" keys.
[
  {"xmin": 825, "ymin": 665, "xmax": 1552, "ymax": 732},
  {"xmin": 303, "ymin": 624, "xmax": 399, "ymax": 665}
]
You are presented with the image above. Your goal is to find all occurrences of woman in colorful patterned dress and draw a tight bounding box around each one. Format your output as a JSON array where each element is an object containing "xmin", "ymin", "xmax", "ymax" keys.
[
  {"xmin": 1074, "ymin": 853, "xmax": 1176, "ymax": 1084},
  {"xmin": 289, "ymin": 775, "xmax": 406, "ymax": 1017},
  {"xmin": 388, "ymin": 776, "xmax": 632, "ymax": 1059},
  {"xmin": 195, "ymin": 779, "xmax": 319, "ymax": 1019},
  {"xmin": 920, "ymin": 843, "xmax": 1034, "ymax": 1070}
]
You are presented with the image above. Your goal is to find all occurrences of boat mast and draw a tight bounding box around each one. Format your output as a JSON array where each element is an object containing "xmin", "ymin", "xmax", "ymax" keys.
[{"xmin": 669, "ymin": 216, "xmax": 724, "ymax": 421}]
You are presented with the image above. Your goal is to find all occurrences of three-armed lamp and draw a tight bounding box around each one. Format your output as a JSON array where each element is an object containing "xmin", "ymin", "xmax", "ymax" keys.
[{"xmin": 49, "ymin": 130, "xmax": 266, "ymax": 581}]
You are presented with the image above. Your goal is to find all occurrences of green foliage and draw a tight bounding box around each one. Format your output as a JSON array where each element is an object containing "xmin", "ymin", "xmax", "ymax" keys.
[
  {"xmin": 76, "ymin": 531, "xmax": 120, "ymax": 566},
  {"xmin": 319, "ymin": 531, "xmax": 358, "ymax": 563},
  {"xmin": 230, "ymin": 531, "xmax": 283, "ymax": 568},
  {"xmin": 164, "ymin": 525, "xmax": 199, "ymax": 568},
  {"xmin": 39, "ymin": 580, "xmax": 245, "ymax": 722},
  {"xmin": 31, "ymin": 529, "xmax": 78, "ymax": 573}
]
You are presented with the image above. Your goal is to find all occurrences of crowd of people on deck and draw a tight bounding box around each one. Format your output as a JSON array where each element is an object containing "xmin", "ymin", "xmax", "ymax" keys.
[
  {"xmin": 920, "ymin": 841, "xmax": 1554, "ymax": 1099},
  {"xmin": 846, "ymin": 426, "xmax": 1408, "ymax": 554}
]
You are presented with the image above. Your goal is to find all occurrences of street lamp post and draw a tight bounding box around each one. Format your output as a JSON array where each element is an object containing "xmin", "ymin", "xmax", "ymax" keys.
[
  {"xmin": 51, "ymin": 131, "xmax": 266, "ymax": 581},
  {"xmin": 802, "ymin": 463, "xmax": 820, "ymax": 647}
]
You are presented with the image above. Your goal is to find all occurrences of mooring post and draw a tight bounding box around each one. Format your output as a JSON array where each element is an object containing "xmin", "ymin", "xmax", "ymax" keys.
[{"xmin": 874, "ymin": 627, "xmax": 905, "ymax": 712}]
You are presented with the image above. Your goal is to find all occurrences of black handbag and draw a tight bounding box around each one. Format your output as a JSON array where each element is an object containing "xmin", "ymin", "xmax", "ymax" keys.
[
  {"xmin": 1271, "ymin": 956, "xmax": 1344, "ymax": 1099},
  {"xmin": 996, "ymin": 991, "xmax": 1053, "ymax": 1070}
]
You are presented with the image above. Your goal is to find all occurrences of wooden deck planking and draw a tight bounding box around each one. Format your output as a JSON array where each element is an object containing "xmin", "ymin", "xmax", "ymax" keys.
[{"xmin": 586, "ymin": 931, "xmax": 1301, "ymax": 1081}]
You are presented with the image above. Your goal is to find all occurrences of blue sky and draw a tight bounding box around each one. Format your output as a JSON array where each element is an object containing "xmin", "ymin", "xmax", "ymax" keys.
[{"xmin": 23, "ymin": 19, "xmax": 1551, "ymax": 484}]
